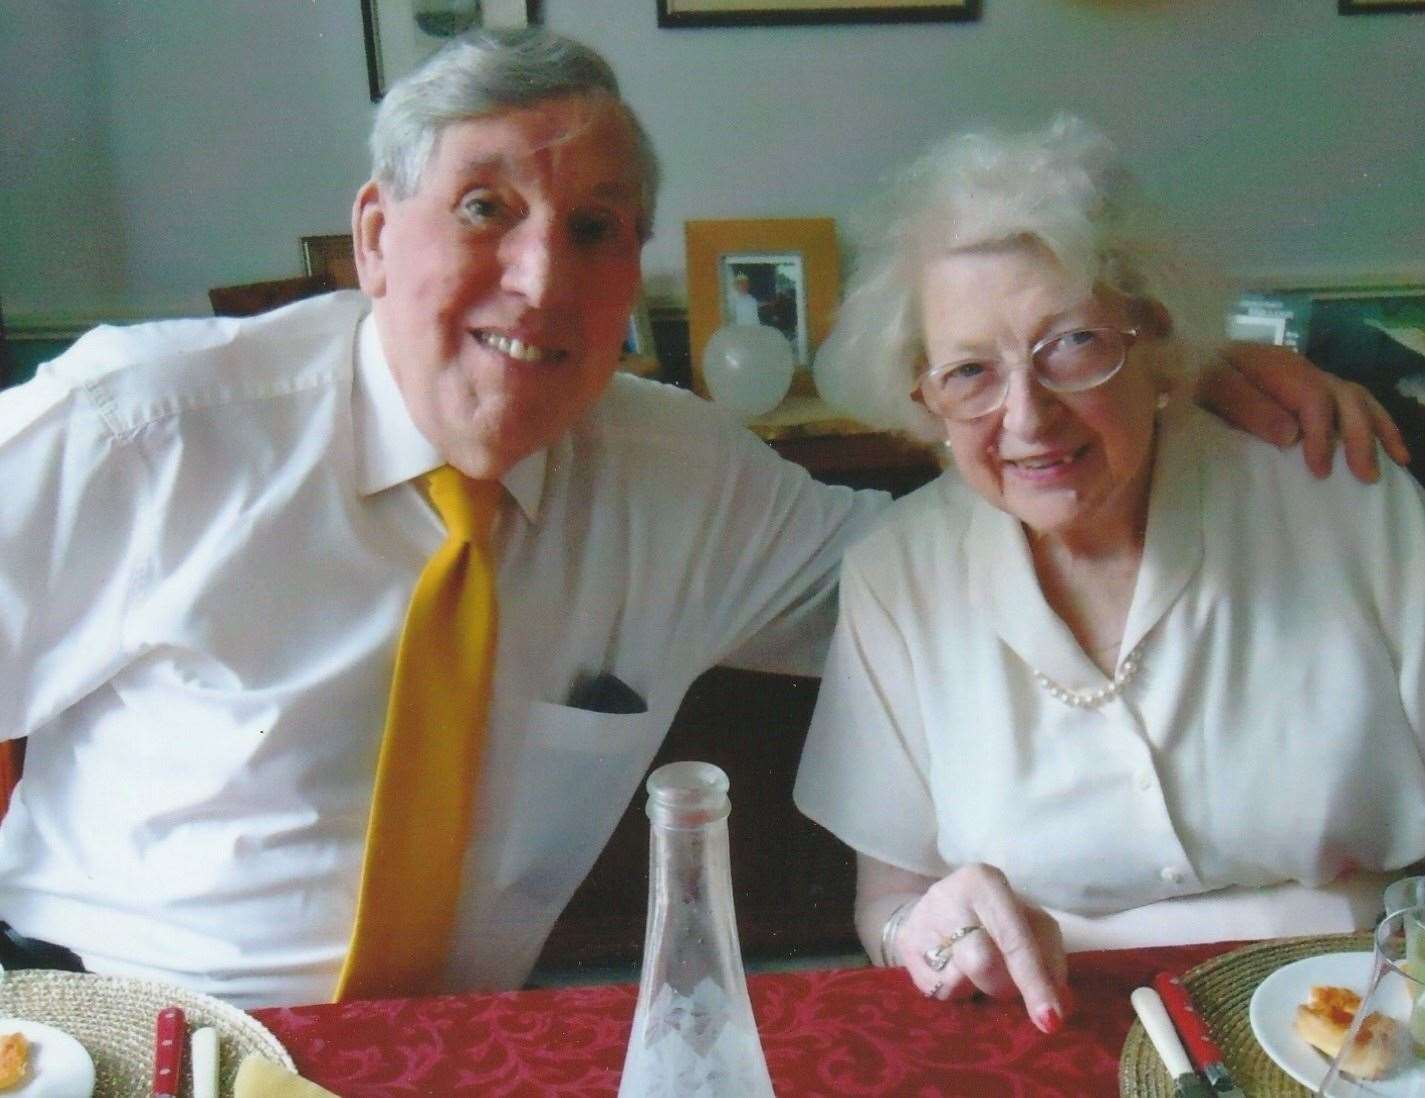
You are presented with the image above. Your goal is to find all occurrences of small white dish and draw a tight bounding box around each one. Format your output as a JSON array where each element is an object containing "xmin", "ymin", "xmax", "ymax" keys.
[
  {"xmin": 0, "ymin": 1017, "xmax": 96, "ymax": 1097},
  {"xmin": 1249, "ymin": 951, "xmax": 1423, "ymax": 1097}
]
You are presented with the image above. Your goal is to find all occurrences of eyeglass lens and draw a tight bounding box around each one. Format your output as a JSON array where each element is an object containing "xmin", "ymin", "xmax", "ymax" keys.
[{"xmin": 920, "ymin": 327, "xmax": 1132, "ymax": 420}]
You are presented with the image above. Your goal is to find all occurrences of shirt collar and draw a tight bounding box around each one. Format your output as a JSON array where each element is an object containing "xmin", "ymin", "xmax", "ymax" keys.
[
  {"xmin": 352, "ymin": 310, "xmax": 546, "ymax": 521},
  {"xmin": 965, "ymin": 491, "xmax": 1093, "ymax": 689},
  {"xmin": 964, "ymin": 404, "xmax": 1204, "ymax": 689},
  {"xmin": 1119, "ymin": 403, "xmax": 1203, "ymax": 655}
]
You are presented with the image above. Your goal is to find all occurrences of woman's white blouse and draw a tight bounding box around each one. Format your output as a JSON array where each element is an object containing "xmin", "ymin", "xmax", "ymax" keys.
[{"xmin": 795, "ymin": 406, "xmax": 1425, "ymax": 943}]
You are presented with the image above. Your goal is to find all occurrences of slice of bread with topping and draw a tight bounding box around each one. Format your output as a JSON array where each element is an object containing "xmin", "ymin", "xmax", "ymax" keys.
[
  {"xmin": 0, "ymin": 1032, "xmax": 28, "ymax": 1090},
  {"xmin": 1294, "ymin": 985, "xmax": 1403, "ymax": 1081}
]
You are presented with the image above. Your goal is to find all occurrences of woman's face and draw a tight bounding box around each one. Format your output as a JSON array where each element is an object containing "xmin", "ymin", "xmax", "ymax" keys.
[{"xmin": 917, "ymin": 242, "xmax": 1161, "ymax": 545}]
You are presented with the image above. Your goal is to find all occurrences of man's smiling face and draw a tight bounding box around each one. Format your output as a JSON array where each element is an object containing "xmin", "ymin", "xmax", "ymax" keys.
[{"xmin": 354, "ymin": 93, "xmax": 646, "ymax": 479}]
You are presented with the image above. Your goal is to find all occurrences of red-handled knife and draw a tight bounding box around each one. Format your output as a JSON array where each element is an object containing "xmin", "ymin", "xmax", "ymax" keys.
[
  {"xmin": 152, "ymin": 1006, "xmax": 185, "ymax": 1098},
  {"xmin": 1154, "ymin": 972, "xmax": 1246, "ymax": 1098}
]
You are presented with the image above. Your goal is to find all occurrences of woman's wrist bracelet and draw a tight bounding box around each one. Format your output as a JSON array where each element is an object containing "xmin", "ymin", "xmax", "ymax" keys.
[{"xmin": 879, "ymin": 898, "xmax": 917, "ymax": 968}]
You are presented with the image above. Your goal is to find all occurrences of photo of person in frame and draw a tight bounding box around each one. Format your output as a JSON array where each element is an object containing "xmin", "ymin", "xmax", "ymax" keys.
[{"xmin": 721, "ymin": 253, "xmax": 809, "ymax": 363}]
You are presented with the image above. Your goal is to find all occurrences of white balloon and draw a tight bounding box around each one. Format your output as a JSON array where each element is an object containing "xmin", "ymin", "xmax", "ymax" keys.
[{"xmin": 701, "ymin": 324, "xmax": 796, "ymax": 420}]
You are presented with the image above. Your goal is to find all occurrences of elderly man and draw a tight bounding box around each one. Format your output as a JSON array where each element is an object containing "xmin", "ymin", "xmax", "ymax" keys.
[{"xmin": 0, "ymin": 29, "xmax": 1405, "ymax": 1008}]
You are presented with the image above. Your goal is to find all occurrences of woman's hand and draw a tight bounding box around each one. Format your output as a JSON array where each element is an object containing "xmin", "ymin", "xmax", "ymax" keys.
[
  {"xmin": 894, "ymin": 864, "xmax": 1069, "ymax": 1033},
  {"xmin": 1198, "ymin": 343, "xmax": 1410, "ymax": 482}
]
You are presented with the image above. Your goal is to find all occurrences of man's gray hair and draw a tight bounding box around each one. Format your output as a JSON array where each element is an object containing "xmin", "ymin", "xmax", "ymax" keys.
[
  {"xmin": 370, "ymin": 28, "xmax": 661, "ymax": 239},
  {"xmin": 815, "ymin": 115, "xmax": 1222, "ymax": 443}
]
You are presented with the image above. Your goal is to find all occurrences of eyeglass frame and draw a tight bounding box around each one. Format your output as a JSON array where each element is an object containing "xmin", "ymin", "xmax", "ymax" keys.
[{"xmin": 913, "ymin": 325, "xmax": 1141, "ymax": 422}]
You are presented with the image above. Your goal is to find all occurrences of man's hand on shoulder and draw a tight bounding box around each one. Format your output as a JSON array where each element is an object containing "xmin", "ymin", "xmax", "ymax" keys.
[{"xmin": 1197, "ymin": 342, "xmax": 1410, "ymax": 483}]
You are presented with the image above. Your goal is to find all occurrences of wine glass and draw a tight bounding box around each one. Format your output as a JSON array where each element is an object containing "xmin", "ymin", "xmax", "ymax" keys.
[
  {"xmin": 1315, "ymin": 906, "xmax": 1425, "ymax": 1096},
  {"xmin": 1386, "ymin": 878, "xmax": 1425, "ymax": 918}
]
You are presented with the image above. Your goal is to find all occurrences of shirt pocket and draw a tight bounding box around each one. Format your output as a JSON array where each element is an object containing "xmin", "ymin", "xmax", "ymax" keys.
[{"xmin": 488, "ymin": 699, "xmax": 663, "ymax": 900}]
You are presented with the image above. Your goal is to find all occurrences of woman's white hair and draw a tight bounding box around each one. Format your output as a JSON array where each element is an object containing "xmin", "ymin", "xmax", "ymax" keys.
[
  {"xmin": 370, "ymin": 28, "xmax": 661, "ymax": 239},
  {"xmin": 816, "ymin": 115, "xmax": 1223, "ymax": 443}
]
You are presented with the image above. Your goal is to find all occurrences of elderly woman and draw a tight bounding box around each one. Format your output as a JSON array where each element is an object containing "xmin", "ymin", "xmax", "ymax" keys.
[{"xmin": 794, "ymin": 117, "xmax": 1425, "ymax": 1033}]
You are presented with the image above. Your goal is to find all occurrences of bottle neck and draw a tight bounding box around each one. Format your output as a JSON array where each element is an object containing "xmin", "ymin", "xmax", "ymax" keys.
[{"xmin": 637, "ymin": 760, "xmax": 745, "ymax": 994}]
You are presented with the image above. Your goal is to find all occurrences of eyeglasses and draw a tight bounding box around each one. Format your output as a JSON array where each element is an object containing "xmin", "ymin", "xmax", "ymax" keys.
[{"xmin": 915, "ymin": 326, "xmax": 1139, "ymax": 421}]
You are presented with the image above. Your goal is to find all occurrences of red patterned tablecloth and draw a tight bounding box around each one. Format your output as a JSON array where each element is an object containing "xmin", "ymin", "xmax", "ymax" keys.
[{"xmin": 251, "ymin": 941, "xmax": 1238, "ymax": 1096}]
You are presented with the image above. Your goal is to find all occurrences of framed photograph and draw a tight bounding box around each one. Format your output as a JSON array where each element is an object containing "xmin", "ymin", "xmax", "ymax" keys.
[
  {"xmin": 1339, "ymin": 0, "xmax": 1425, "ymax": 12},
  {"xmin": 624, "ymin": 295, "xmax": 656, "ymax": 358},
  {"xmin": 300, "ymin": 234, "xmax": 359, "ymax": 289},
  {"xmin": 685, "ymin": 217, "xmax": 839, "ymax": 397},
  {"xmin": 657, "ymin": 0, "xmax": 979, "ymax": 28},
  {"xmin": 361, "ymin": 0, "xmax": 540, "ymax": 100},
  {"xmin": 619, "ymin": 294, "xmax": 662, "ymax": 378}
]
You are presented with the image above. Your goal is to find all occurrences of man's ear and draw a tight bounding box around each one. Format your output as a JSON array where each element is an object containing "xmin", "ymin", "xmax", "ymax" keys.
[{"xmin": 352, "ymin": 180, "xmax": 387, "ymax": 298}]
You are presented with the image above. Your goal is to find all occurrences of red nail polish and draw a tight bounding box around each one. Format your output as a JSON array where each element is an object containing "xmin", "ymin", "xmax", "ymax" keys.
[{"xmin": 1035, "ymin": 1006, "xmax": 1063, "ymax": 1035}]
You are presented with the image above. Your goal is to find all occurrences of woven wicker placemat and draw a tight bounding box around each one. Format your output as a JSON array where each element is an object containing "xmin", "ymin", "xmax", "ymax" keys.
[
  {"xmin": 1119, "ymin": 933, "xmax": 1375, "ymax": 1097},
  {"xmin": 0, "ymin": 970, "xmax": 293, "ymax": 1097}
]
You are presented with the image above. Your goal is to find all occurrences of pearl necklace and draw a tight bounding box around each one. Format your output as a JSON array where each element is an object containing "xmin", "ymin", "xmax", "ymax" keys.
[{"xmin": 1032, "ymin": 642, "xmax": 1145, "ymax": 709}]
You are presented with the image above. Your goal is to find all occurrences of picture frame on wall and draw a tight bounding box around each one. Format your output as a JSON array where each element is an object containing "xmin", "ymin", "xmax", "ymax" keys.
[
  {"xmin": 657, "ymin": 0, "xmax": 979, "ymax": 28},
  {"xmin": 1339, "ymin": 0, "xmax": 1425, "ymax": 12},
  {"xmin": 361, "ymin": 0, "xmax": 540, "ymax": 100},
  {"xmin": 684, "ymin": 218, "xmax": 839, "ymax": 398}
]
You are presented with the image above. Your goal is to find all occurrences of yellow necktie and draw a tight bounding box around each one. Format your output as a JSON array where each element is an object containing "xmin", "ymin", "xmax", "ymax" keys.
[{"xmin": 334, "ymin": 465, "xmax": 500, "ymax": 1001}]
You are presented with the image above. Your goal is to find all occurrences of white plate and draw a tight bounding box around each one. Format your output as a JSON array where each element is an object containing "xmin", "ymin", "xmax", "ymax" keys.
[
  {"xmin": 0, "ymin": 1018, "xmax": 96, "ymax": 1097},
  {"xmin": 1249, "ymin": 951, "xmax": 1423, "ymax": 1097}
]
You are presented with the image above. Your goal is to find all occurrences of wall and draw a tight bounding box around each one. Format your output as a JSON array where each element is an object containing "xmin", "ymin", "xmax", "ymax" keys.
[
  {"xmin": 2, "ymin": 0, "xmax": 371, "ymax": 328},
  {"xmin": 0, "ymin": 2, "xmax": 124, "ymax": 325},
  {"xmin": 3, "ymin": 0, "xmax": 1423, "ymax": 331}
]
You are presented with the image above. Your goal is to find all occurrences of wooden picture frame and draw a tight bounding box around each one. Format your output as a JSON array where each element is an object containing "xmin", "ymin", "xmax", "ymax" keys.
[
  {"xmin": 685, "ymin": 218, "xmax": 839, "ymax": 398},
  {"xmin": 360, "ymin": 0, "xmax": 541, "ymax": 100},
  {"xmin": 300, "ymin": 234, "xmax": 359, "ymax": 289},
  {"xmin": 657, "ymin": 0, "xmax": 979, "ymax": 28},
  {"xmin": 1339, "ymin": 0, "xmax": 1425, "ymax": 12}
]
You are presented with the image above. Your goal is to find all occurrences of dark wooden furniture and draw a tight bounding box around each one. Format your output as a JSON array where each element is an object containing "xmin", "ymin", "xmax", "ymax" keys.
[
  {"xmin": 209, "ymin": 237, "xmax": 360, "ymax": 318},
  {"xmin": 537, "ymin": 669, "xmax": 835, "ymax": 975},
  {"xmin": 0, "ymin": 741, "xmax": 22, "ymax": 821},
  {"xmin": 208, "ymin": 274, "xmax": 335, "ymax": 318},
  {"xmin": 535, "ymin": 434, "xmax": 938, "ymax": 978},
  {"xmin": 0, "ymin": 295, "xmax": 12, "ymax": 389}
]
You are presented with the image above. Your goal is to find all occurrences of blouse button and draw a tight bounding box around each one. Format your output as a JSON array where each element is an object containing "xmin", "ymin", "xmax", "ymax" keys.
[
  {"xmin": 1136, "ymin": 771, "xmax": 1153, "ymax": 792},
  {"xmin": 1160, "ymin": 866, "xmax": 1184, "ymax": 885}
]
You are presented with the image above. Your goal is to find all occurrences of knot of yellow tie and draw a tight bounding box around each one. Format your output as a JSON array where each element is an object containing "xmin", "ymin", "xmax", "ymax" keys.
[{"xmin": 425, "ymin": 465, "xmax": 499, "ymax": 544}]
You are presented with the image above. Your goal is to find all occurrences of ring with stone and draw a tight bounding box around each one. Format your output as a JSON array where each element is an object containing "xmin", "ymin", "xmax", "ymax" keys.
[
  {"xmin": 923, "ymin": 924, "xmax": 984, "ymax": 971},
  {"xmin": 923, "ymin": 942, "xmax": 954, "ymax": 972}
]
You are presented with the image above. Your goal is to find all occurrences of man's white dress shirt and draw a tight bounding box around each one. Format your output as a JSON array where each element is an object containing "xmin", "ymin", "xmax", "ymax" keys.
[
  {"xmin": 796, "ymin": 405, "xmax": 1425, "ymax": 948},
  {"xmin": 0, "ymin": 291, "xmax": 883, "ymax": 1007}
]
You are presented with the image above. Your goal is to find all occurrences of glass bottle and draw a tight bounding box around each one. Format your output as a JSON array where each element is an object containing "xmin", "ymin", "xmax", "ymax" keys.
[{"xmin": 618, "ymin": 761, "xmax": 775, "ymax": 1098}]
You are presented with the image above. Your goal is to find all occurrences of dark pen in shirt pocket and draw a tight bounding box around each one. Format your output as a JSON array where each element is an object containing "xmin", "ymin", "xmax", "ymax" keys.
[{"xmin": 566, "ymin": 672, "xmax": 647, "ymax": 715}]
